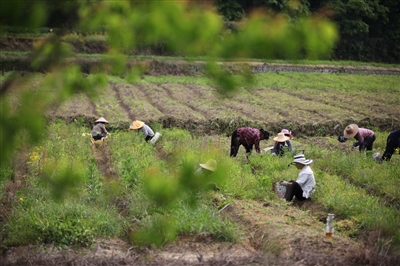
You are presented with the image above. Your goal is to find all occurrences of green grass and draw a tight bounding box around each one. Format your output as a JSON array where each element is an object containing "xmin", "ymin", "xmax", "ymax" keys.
[{"xmin": 3, "ymin": 123, "xmax": 400, "ymax": 249}]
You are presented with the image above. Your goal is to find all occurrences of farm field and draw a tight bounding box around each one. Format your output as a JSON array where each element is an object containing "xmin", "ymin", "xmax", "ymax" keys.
[
  {"xmin": 1, "ymin": 68, "xmax": 400, "ymax": 266},
  {"xmin": 41, "ymin": 71, "xmax": 400, "ymax": 136}
]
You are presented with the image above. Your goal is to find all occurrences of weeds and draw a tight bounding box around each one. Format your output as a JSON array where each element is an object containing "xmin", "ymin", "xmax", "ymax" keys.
[{"xmin": 2, "ymin": 122, "xmax": 400, "ymax": 251}]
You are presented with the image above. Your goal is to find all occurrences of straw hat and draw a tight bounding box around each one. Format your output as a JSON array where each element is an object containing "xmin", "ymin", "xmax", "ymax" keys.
[
  {"xmin": 128, "ymin": 120, "xmax": 145, "ymax": 130},
  {"xmin": 95, "ymin": 117, "xmax": 109, "ymax": 124},
  {"xmin": 291, "ymin": 154, "xmax": 313, "ymax": 165},
  {"xmin": 199, "ymin": 159, "xmax": 217, "ymax": 172},
  {"xmin": 273, "ymin": 132, "xmax": 290, "ymax": 142},
  {"xmin": 343, "ymin": 124, "xmax": 359, "ymax": 138}
]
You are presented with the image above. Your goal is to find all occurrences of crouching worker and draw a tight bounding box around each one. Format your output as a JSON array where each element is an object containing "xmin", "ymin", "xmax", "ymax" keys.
[
  {"xmin": 230, "ymin": 127, "xmax": 270, "ymax": 157},
  {"xmin": 128, "ymin": 120, "xmax": 161, "ymax": 146},
  {"xmin": 375, "ymin": 128, "xmax": 400, "ymax": 163},
  {"xmin": 91, "ymin": 117, "xmax": 109, "ymax": 140},
  {"xmin": 271, "ymin": 132, "xmax": 290, "ymax": 156},
  {"xmin": 338, "ymin": 124, "xmax": 376, "ymax": 155},
  {"xmin": 281, "ymin": 154, "xmax": 316, "ymax": 202},
  {"xmin": 195, "ymin": 159, "xmax": 219, "ymax": 191}
]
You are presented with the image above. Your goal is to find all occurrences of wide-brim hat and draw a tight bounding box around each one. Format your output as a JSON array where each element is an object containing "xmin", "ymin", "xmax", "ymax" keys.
[
  {"xmin": 291, "ymin": 154, "xmax": 313, "ymax": 165},
  {"xmin": 343, "ymin": 124, "xmax": 359, "ymax": 138},
  {"xmin": 128, "ymin": 120, "xmax": 145, "ymax": 130},
  {"xmin": 199, "ymin": 159, "xmax": 217, "ymax": 172},
  {"xmin": 95, "ymin": 117, "xmax": 109, "ymax": 124},
  {"xmin": 273, "ymin": 132, "xmax": 290, "ymax": 142}
]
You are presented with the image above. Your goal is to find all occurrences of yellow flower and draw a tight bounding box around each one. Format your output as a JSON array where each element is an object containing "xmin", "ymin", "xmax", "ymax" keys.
[{"xmin": 19, "ymin": 198, "xmax": 23, "ymax": 201}]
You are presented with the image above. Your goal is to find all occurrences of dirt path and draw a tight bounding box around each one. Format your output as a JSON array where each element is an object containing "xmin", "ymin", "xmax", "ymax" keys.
[{"xmin": 3, "ymin": 198, "xmax": 395, "ymax": 265}]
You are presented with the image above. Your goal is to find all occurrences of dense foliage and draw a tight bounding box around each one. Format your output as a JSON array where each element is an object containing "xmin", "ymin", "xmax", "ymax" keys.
[{"xmin": 215, "ymin": 0, "xmax": 400, "ymax": 63}]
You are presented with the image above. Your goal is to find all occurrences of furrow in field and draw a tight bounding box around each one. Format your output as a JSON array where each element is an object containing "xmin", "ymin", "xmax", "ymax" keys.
[
  {"xmin": 279, "ymin": 88, "xmax": 396, "ymax": 120},
  {"xmin": 134, "ymin": 83, "xmax": 171, "ymax": 121},
  {"xmin": 136, "ymin": 82, "xmax": 206, "ymax": 121},
  {"xmin": 160, "ymin": 84, "xmax": 210, "ymax": 119},
  {"xmin": 111, "ymin": 83, "xmax": 136, "ymax": 120},
  {"xmin": 115, "ymin": 83, "xmax": 163, "ymax": 122},
  {"xmin": 253, "ymin": 88, "xmax": 321, "ymax": 123},
  {"xmin": 93, "ymin": 84, "xmax": 128, "ymax": 122},
  {"xmin": 180, "ymin": 84, "xmax": 266, "ymax": 122},
  {"xmin": 51, "ymin": 93, "xmax": 98, "ymax": 119}
]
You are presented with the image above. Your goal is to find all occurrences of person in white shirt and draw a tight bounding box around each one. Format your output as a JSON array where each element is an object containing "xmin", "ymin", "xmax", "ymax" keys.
[
  {"xmin": 282, "ymin": 154, "xmax": 316, "ymax": 202},
  {"xmin": 128, "ymin": 120, "xmax": 162, "ymax": 145}
]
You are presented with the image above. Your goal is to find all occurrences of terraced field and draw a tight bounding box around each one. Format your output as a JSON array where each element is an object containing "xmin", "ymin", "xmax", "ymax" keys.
[{"xmin": 42, "ymin": 70, "xmax": 400, "ymax": 137}]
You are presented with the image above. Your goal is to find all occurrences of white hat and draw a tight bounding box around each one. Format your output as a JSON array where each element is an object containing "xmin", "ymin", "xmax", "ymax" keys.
[
  {"xmin": 199, "ymin": 159, "xmax": 217, "ymax": 172},
  {"xmin": 291, "ymin": 154, "xmax": 313, "ymax": 165},
  {"xmin": 95, "ymin": 117, "xmax": 109, "ymax": 124}
]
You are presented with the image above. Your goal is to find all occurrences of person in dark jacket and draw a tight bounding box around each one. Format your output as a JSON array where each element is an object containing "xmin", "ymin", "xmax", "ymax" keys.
[
  {"xmin": 375, "ymin": 128, "xmax": 400, "ymax": 162},
  {"xmin": 271, "ymin": 132, "xmax": 290, "ymax": 156},
  {"xmin": 91, "ymin": 117, "xmax": 109, "ymax": 140},
  {"xmin": 230, "ymin": 127, "xmax": 270, "ymax": 157}
]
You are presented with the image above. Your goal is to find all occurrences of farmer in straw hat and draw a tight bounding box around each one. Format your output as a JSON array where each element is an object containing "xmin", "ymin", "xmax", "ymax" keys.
[
  {"xmin": 91, "ymin": 117, "xmax": 109, "ymax": 140},
  {"xmin": 128, "ymin": 120, "xmax": 162, "ymax": 145},
  {"xmin": 271, "ymin": 132, "xmax": 290, "ymax": 156},
  {"xmin": 374, "ymin": 128, "xmax": 400, "ymax": 163},
  {"xmin": 195, "ymin": 159, "xmax": 217, "ymax": 176},
  {"xmin": 338, "ymin": 124, "xmax": 376, "ymax": 155},
  {"xmin": 230, "ymin": 127, "xmax": 270, "ymax": 157},
  {"xmin": 280, "ymin": 154, "xmax": 316, "ymax": 202},
  {"xmin": 195, "ymin": 159, "xmax": 220, "ymax": 191}
]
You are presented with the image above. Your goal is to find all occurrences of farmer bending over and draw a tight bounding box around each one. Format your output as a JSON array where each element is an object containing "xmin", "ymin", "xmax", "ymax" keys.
[
  {"xmin": 230, "ymin": 127, "xmax": 270, "ymax": 157},
  {"xmin": 128, "ymin": 120, "xmax": 162, "ymax": 145},
  {"xmin": 91, "ymin": 117, "xmax": 109, "ymax": 140},
  {"xmin": 338, "ymin": 124, "xmax": 376, "ymax": 156},
  {"xmin": 375, "ymin": 128, "xmax": 400, "ymax": 163}
]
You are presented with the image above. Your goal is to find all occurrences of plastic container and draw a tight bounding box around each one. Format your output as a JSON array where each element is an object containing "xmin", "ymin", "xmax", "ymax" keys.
[
  {"xmin": 325, "ymin": 213, "xmax": 334, "ymax": 237},
  {"xmin": 150, "ymin": 132, "xmax": 162, "ymax": 146},
  {"xmin": 275, "ymin": 182, "xmax": 287, "ymax": 198}
]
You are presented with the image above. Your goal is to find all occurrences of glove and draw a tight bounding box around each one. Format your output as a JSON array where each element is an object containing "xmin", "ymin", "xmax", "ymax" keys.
[
  {"xmin": 353, "ymin": 141, "xmax": 363, "ymax": 147},
  {"xmin": 338, "ymin": 136, "xmax": 346, "ymax": 143}
]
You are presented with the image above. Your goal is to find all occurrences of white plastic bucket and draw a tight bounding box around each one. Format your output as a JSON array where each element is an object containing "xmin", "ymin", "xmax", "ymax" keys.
[{"xmin": 150, "ymin": 132, "xmax": 162, "ymax": 146}]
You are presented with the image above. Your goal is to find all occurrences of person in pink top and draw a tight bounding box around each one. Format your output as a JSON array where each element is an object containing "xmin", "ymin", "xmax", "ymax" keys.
[{"xmin": 338, "ymin": 124, "xmax": 376, "ymax": 155}]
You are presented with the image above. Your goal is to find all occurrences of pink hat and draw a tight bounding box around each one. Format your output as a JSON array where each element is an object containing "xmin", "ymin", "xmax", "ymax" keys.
[{"xmin": 281, "ymin": 129, "xmax": 293, "ymax": 139}]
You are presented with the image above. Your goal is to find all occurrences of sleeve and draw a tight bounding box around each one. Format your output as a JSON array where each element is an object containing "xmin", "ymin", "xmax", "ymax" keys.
[
  {"xmin": 286, "ymin": 140, "xmax": 293, "ymax": 152},
  {"xmin": 296, "ymin": 172, "xmax": 308, "ymax": 186},
  {"xmin": 254, "ymin": 138, "xmax": 261, "ymax": 153},
  {"xmin": 100, "ymin": 124, "xmax": 108, "ymax": 135}
]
